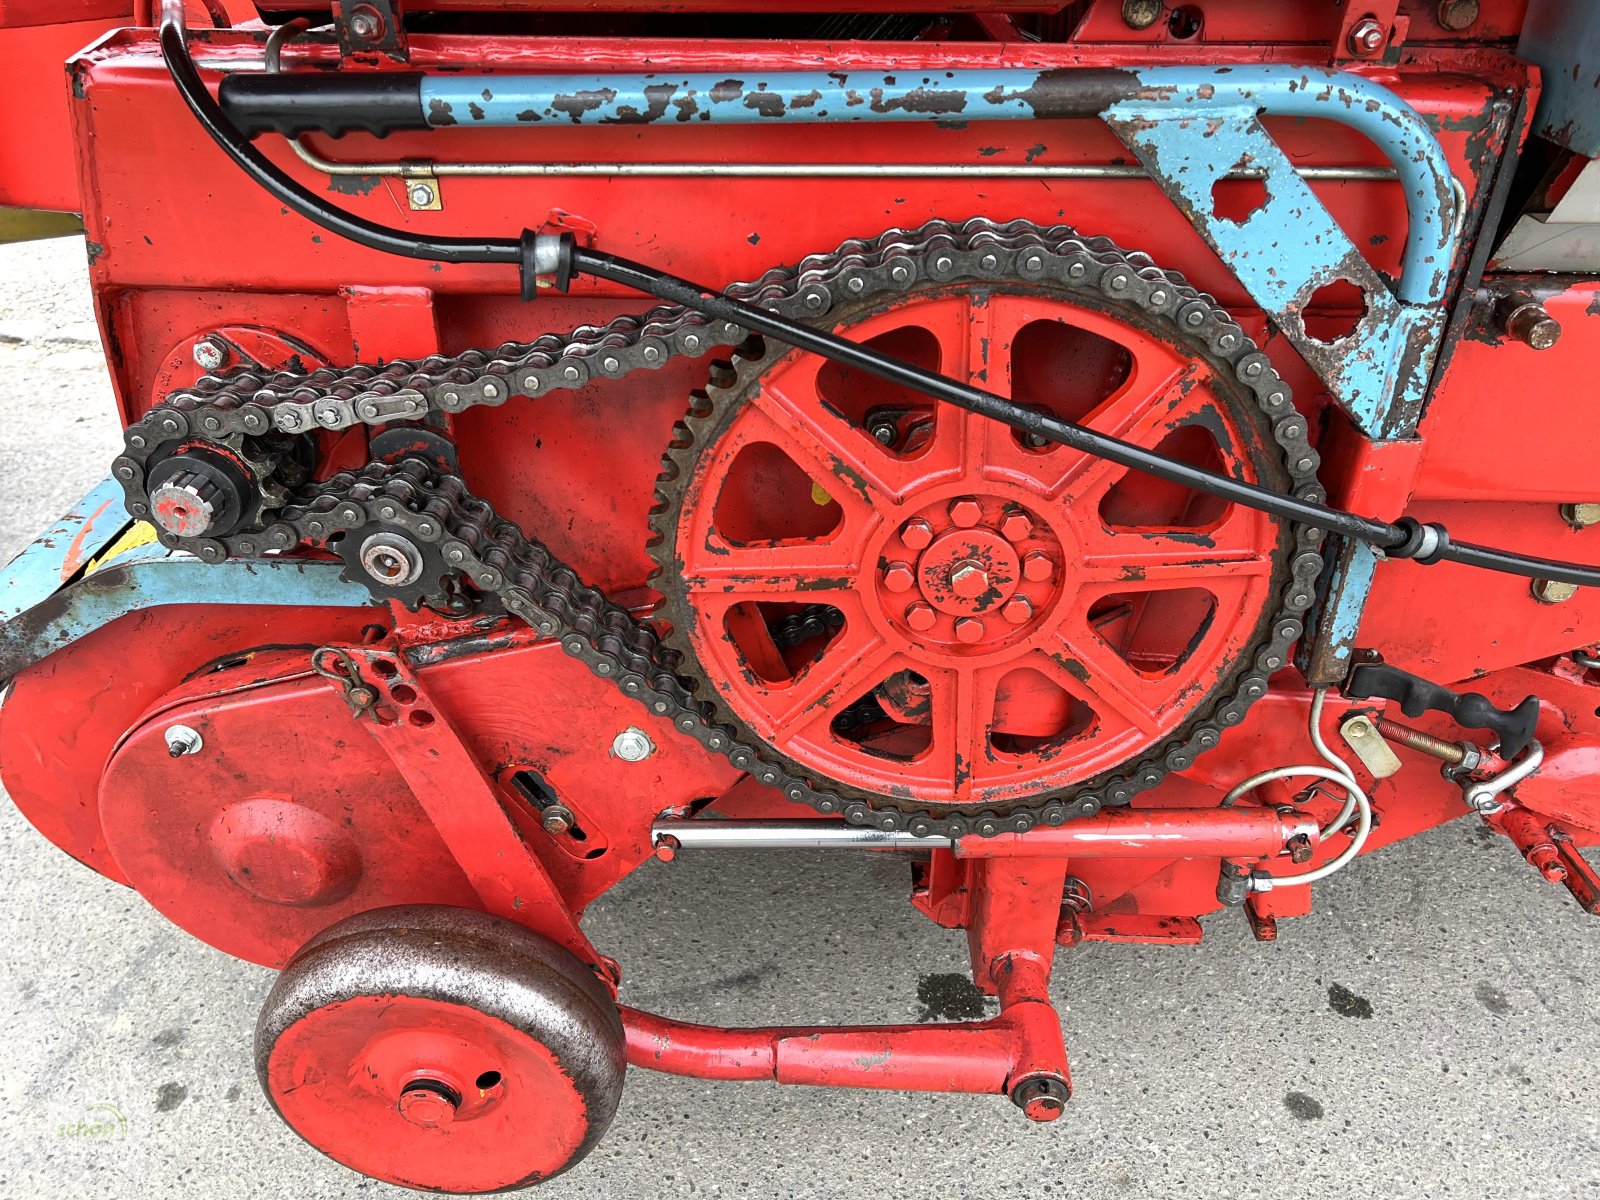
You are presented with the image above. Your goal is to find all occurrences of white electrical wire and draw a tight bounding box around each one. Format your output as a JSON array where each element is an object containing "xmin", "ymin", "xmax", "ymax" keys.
[{"xmin": 1221, "ymin": 688, "xmax": 1373, "ymax": 889}]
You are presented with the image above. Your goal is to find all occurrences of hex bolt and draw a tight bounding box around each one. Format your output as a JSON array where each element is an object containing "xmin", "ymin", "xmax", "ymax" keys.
[
  {"xmin": 192, "ymin": 337, "xmax": 228, "ymax": 371},
  {"xmin": 1498, "ymin": 294, "xmax": 1562, "ymax": 350},
  {"xmin": 904, "ymin": 602, "xmax": 937, "ymax": 632},
  {"xmin": 164, "ymin": 725, "xmax": 203, "ymax": 758},
  {"xmin": 882, "ymin": 561, "xmax": 915, "ymax": 593},
  {"xmin": 1532, "ymin": 579, "xmax": 1579, "ymax": 605},
  {"xmin": 949, "ymin": 562, "xmax": 989, "ymax": 600},
  {"xmin": 348, "ymin": 9, "xmax": 381, "ymax": 41},
  {"xmin": 408, "ymin": 182, "xmax": 437, "ymax": 208},
  {"xmin": 1560, "ymin": 503, "xmax": 1600, "ymax": 530},
  {"xmin": 900, "ymin": 517, "xmax": 935, "ymax": 550},
  {"xmin": 1347, "ymin": 16, "xmax": 1387, "ymax": 56},
  {"xmin": 1021, "ymin": 550, "xmax": 1055, "ymax": 583},
  {"xmin": 948, "ymin": 497, "xmax": 983, "ymax": 528},
  {"xmin": 1001, "ymin": 595, "xmax": 1034, "ymax": 625},
  {"xmin": 1120, "ymin": 0, "xmax": 1162, "ymax": 29},
  {"xmin": 1436, "ymin": 0, "xmax": 1479, "ymax": 30},
  {"xmin": 998, "ymin": 505, "xmax": 1033, "ymax": 542},
  {"xmin": 541, "ymin": 805, "xmax": 575, "ymax": 835},
  {"xmin": 954, "ymin": 617, "xmax": 986, "ymax": 644},
  {"xmin": 612, "ymin": 727, "xmax": 655, "ymax": 762},
  {"xmin": 871, "ymin": 424, "xmax": 896, "ymax": 446}
]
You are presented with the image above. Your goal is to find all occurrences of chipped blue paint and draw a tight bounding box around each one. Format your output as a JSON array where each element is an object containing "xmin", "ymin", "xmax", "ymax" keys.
[
  {"xmin": 0, "ymin": 481, "xmax": 373, "ymax": 681},
  {"xmin": 1104, "ymin": 68, "xmax": 1454, "ymax": 437},
  {"xmin": 419, "ymin": 70, "xmax": 1058, "ymax": 129},
  {"xmin": 0, "ymin": 477, "xmax": 130, "ymax": 623}
]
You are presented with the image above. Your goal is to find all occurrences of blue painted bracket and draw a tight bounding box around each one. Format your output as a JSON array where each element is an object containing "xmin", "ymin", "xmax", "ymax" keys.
[
  {"xmin": 0, "ymin": 479, "xmax": 374, "ymax": 682},
  {"xmin": 1103, "ymin": 67, "xmax": 1453, "ymax": 439},
  {"xmin": 416, "ymin": 64, "xmax": 1456, "ymax": 437}
]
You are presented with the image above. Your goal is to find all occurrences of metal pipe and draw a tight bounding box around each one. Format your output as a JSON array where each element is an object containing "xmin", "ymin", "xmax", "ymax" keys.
[
  {"xmin": 651, "ymin": 808, "xmax": 1317, "ymax": 859},
  {"xmin": 287, "ymin": 137, "xmax": 1400, "ymax": 182}
]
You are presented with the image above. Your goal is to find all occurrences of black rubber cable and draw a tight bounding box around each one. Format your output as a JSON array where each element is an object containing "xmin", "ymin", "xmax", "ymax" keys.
[
  {"xmin": 158, "ymin": 3, "xmax": 518, "ymax": 265},
  {"xmin": 156, "ymin": 6, "xmax": 1600, "ymax": 591}
]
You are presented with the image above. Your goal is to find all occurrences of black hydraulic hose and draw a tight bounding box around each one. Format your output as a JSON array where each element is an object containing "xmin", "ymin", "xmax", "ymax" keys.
[
  {"xmin": 155, "ymin": 6, "xmax": 1600, "ymax": 591},
  {"xmin": 157, "ymin": 2, "xmax": 518, "ymax": 265}
]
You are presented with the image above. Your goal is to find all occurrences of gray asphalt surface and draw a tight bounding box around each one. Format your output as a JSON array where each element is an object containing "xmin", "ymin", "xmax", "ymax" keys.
[{"xmin": 2, "ymin": 235, "xmax": 1599, "ymax": 1199}]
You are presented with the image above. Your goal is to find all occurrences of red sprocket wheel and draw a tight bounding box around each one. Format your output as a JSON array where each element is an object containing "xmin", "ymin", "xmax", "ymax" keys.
[
  {"xmin": 650, "ymin": 226, "xmax": 1306, "ymax": 821},
  {"xmin": 256, "ymin": 906, "xmax": 625, "ymax": 1193}
]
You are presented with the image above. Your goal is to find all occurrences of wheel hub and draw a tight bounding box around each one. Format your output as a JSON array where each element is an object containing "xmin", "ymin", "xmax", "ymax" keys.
[{"xmin": 879, "ymin": 495, "xmax": 1059, "ymax": 649}]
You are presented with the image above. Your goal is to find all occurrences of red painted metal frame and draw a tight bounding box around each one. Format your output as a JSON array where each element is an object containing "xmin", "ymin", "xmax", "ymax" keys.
[{"xmin": 3, "ymin": 0, "xmax": 1599, "ymax": 1146}]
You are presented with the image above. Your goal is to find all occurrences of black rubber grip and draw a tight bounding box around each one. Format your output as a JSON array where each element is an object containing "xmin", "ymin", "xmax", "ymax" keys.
[
  {"xmin": 1345, "ymin": 662, "xmax": 1540, "ymax": 758},
  {"xmin": 218, "ymin": 73, "xmax": 427, "ymax": 139}
]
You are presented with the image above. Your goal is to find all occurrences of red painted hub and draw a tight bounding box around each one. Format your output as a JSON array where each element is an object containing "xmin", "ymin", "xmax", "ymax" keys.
[
  {"xmin": 668, "ymin": 287, "xmax": 1288, "ymax": 808},
  {"xmin": 265, "ymin": 994, "xmax": 585, "ymax": 1193}
]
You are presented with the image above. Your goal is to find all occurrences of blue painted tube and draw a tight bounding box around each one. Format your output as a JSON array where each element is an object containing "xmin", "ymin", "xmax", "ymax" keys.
[{"xmin": 417, "ymin": 69, "xmax": 1100, "ymax": 128}]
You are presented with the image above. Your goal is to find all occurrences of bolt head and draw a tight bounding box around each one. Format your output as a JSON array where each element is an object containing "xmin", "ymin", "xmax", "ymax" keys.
[
  {"xmin": 998, "ymin": 505, "xmax": 1033, "ymax": 542},
  {"xmin": 953, "ymin": 617, "xmax": 985, "ymax": 644},
  {"xmin": 882, "ymin": 561, "xmax": 915, "ymax": 593},
  {"xmin": 872, "ymin": 424, "xmax": 896, "ymax": 446},
  {"xmin": 1437, "ymin": 0, "xmax": 1479, "ymax": 30},
  {"xmin": 949, "ymin": 562, "xmax": 989, "ymax": 600},
  {"xmin": 1532, "ymin": 579, "xmax": 1579, "ymax": 605},
  {"xmin": 1561, "ymin": 502, "xmax": 1600, "ymax": 530},
  {"xmin": 1348, "ymin": 16, "xmax": 1386, "ymax": 54},
  {"xmin": 1001, "ymin": 595, "xmax": 1033, "ymax": 625},
  {"xmin": 192, "ymin": 338, "xmax": 227, "ymax": 371},
  {"xmin": 948, "ymin": 497, "xmax": 983, "ymax": 528},
  {"xmin": 408, "ymin": 183, "xmax": 436, "ymax": 207},
  {"xmin": 1120, "ymin": 0, "xmax": 1162, "ymax": 29},
  {"xmin": 900, "ymin": 517, "xmax": 935, "ymax": 550},
  {"xmin": 612, "ymin": 727, "xmax": 655, "ymax": 762},
  {"xmin": 1021, "ymin": 550, "xmax": 1055, "ymax": 583},
  {"xmin": 348, "ymin": 10, "xmax": 381, "ymax": 40},
  {"xmin": 904, "ymin": 602, "xmax": 937, "ymax": 632},
  {"xmin": 541, "ymin": 806, "xmax": 574, "ymax": 835}
]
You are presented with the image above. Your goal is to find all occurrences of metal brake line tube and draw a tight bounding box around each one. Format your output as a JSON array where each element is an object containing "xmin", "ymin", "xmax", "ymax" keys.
[{"xmin": 158, "ymin": 5, "xmax": 1600, "ymax": 591}]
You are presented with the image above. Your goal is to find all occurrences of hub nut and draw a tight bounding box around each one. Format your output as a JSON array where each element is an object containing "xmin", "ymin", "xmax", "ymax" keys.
[
  {"xmin": 900, "ymin": 518, "xmax": 935, "ymax": 550},
  {"xmin": 949, "ymin": 561, "xmax": 990, "ymax": 600},
  {"xmin": 397, "ymin": 1080, "xmax": 460, "ymax": 1129},
  {"xmin": 882, "ymin": 561, "xmax": 915, "ymax": 592},
  {"xmin": 948, "ymin": 497, "xmax": 983, "ymax": 528},
  {"xmin": 905, "ymin": 602, "xmax": 937, "ymax": 632},
  {"xmin": 954, "ymin": 617, "xmax": 985, "ymax": 643},
  {"xmin": 359, "ymin": 532, "xmax": 425, "ymax": 588}
]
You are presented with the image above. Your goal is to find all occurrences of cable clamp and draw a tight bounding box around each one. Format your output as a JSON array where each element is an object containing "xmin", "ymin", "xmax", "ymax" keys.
[
  {"xmin": 1387, "ymin": 516, "xmax": 1450, "ymax": 564},
  {"xmin": 520, "ymin": 231, "xmax": 575, "ymax": 301}
]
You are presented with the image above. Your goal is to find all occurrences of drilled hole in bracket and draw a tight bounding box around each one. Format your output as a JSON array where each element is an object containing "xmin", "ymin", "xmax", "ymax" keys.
[{"xmin": 1301, "ymin": 278, "xmax": 1369, "ymax": 344}]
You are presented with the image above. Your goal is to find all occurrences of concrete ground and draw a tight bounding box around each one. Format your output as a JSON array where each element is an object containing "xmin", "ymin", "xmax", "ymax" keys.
[{"xmin": 2, "ymin": 236, "xmax": 1599, "ymax": 1200}]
